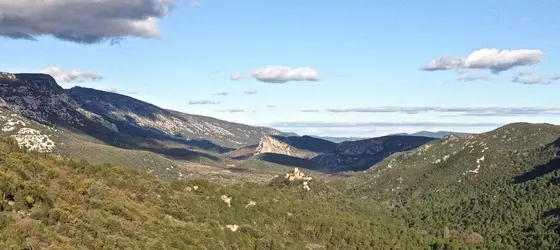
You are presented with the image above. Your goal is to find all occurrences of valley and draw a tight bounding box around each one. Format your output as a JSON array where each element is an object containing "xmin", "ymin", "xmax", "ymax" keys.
[{"xmin": 2, "ymin": 72, "xmax": 560, "ymax": 249}]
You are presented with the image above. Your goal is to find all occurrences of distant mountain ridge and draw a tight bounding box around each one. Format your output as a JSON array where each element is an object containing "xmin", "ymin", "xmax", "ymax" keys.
[
  {"xmin": 226, "ymin": 134, "xmax": 436, "ymax": 172},
  {"xmin": 393, "ymin": 130, "xmax": 471, "ymax": 138},
  {"xmin": 310, "ymin": 135, "xmax": 366, "ymax": 143},
  {"xmin": 313, "ymin": 135, "xmax": 436, "ymax": 172},
  {"xmin": 313, "ymin": 131, "xmax": 471, "ymax": 143}
]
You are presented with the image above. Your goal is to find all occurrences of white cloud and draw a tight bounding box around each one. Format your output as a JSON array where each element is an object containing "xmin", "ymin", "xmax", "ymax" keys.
[
  {"xmin": 420, "ymin": 49, "xmax": 544, "ymax": 74},
  {"xmin": 214, "ymin": 92, "xmax": 229, "ymax": 96},
  {"xmin": 243, "ymin": 89, "xmax": 257, "ymax": 95},
  {"xmin": 232, "ymin": 66, "xmax": 320, "ymax": 83},
  {"xmin": 513, "ymin": 72, "xmax": 560, "ymax": 85},
  {"xmin": 40, "ymin": 67, "xmax": 103, "ymax": 83},
  {"xmin": 419, "ymin": 56, "xmax": 463, "ymax": 71},
  {"xmin": 301, "ymin": 109, "xmax": 320, "ymax": 113},
  {"xmin": 188, "ymin": 100, "xmax": 221, "ymax": 105},
  {"xmin": 0, "ymin": 0, "xmax": 175, "ymax": 44}
]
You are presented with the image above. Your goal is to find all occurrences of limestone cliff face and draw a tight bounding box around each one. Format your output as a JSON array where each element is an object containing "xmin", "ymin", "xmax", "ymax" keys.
[
  {"xmin": 256, "ymin": 135, "xmax": 297, "ymax": 156},
  {"xmin": 254, "ymin": 134, "xmax": 341, "ymax": 161}
]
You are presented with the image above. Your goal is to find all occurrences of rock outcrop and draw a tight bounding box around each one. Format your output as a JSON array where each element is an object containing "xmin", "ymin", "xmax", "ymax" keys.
[
  {"xmin": 284, "ymin": 168, "xmax": 313, "ymax": 191},
  {"xmin": 255, "ymin": 135, "xmax": 337, "ymax": 159},
  {"xmin": 220, "ymin": 195, "xmax": 232, "ymax": 207}
]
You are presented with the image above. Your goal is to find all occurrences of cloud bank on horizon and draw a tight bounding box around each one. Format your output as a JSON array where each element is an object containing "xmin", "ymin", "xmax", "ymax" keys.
[
  {"xmin": 325, "ymin": 106, "xmax": 560, "ymax": 117},
  {"xmin": 0, "ymin": 0, "xmax": 175, "ymax": 44},
  {"xmin": 231, "ymin": 66, "xmax": 320, "ymax": 83}
]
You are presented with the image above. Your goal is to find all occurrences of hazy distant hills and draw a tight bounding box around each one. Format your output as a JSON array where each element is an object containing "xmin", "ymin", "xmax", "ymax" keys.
[
  {"xmin": 310, "ymin": 136, "xmax": 366, "ymax": 143},
  {"xmin": 313, "ymin": 131, "xmax": 471, "ymax": 143},
  {"xmin": 392, "ymin": 130, "xmax": 471, "ymax": 138}
]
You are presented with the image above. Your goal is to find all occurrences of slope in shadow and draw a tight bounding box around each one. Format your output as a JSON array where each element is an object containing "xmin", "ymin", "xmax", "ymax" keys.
[
  {"xmin": 271, "ymin": 135, "xmax": 337, "ymax": 153},
  {"xmin": 68, "ymin": 87, "xmax": 231, "ymax": 153},
  {"xmin": 514, "ymin": 158, "xmax": 560, "ymax": 184},
  {"xmin": 58, "ymin": 117, "xmax": 221, "ymax": 162},
  {"xmin": 514, "ymin": 138, "xmax": 560, "ymax": 184},
  {"xmin": 256, "ymin": 153, "xmax": 326, "ymax": 172}
]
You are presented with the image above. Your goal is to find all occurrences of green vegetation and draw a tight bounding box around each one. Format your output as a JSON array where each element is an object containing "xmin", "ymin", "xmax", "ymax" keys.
[
  {"xmin": 4, "ymin": 122, "xmax": 560, "ymax": 249},
  {"xmin": 0, "ymin": 139, "xmax": 453, "ymax": 249},
  {"xmin": 343, "ymin": 123, "xmax": 560, "ymax": 249}
]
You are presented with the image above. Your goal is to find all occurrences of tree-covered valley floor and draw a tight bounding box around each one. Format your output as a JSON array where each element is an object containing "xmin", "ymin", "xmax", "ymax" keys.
[
  {"xmin": 2, "ymin": 124, "xmax": 560, "ymax": 250},
  {"xmin": 0, "ymin": 139, "xmax": 449, "ymax": 249}
]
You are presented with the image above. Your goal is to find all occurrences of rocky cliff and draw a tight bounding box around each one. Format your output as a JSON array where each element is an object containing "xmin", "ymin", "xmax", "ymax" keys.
[
  {"xmin": 68, "ymin": 87, "xmax": 291, "ymax": 149},
  {"xmin": 255, "ymin": 135, "xmax": 337, "ymax": 159}
]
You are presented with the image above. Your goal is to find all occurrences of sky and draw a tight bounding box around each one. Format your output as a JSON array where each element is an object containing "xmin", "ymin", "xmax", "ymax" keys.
[{"xmin": 1, "ymin": 0, "xmax": 560, "ymax": 137}]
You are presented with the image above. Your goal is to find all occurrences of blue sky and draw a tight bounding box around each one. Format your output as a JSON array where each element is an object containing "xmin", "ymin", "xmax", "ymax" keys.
[{"xmin": 1, "ymin": 0, "xmax": 560, "ymax": 137}]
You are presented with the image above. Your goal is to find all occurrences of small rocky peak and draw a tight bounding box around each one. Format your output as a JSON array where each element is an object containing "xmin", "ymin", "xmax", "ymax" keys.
[{"xmin": 255, "ymin": 135, "xmax": 293, "ymax": 156}]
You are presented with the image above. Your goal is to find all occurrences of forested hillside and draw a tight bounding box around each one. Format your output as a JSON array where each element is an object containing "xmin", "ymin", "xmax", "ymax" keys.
[{"xmin": 0, "ymin": 139, "xmax": 454, "ymax": 249}]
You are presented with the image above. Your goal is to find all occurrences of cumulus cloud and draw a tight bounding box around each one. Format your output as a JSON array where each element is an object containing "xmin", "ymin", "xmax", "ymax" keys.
[
  {"xmin": 326, "ymin": 106, "xmax": 560, "ymax": 116},
  {"xmin": 512, "ymin": 72, "xmax": 560, "ymax": 85},
  {"xmin": 420, "ymin": 49, "xmax": 544, "ymax": 74},
  {"xmin": 188, "ymin": 100, "xmax": 221, "ymax": 105},
  {"xmin": 40, "ymin": 67, "xmax": 103, "ymax": 83},
  {"xmin": 243, "ymin": 89, "xmax": 257, "ymax": 95},
  {"xmin": 0, "ymin": 0, "xmax": 175, "ymax": 44},
  {"xmin": 301, "ymin": 109, "xmax": 320, "ymax": 113},
  {"xmin": 214, "ymin": 92, "xmax": 229, "ymax": 96},
  {"xmin": 231, "ymin": 66, "xmax": 320, "ymax": 83},
  {"xmin": 420, "ymin": 56, "xmax": 463, "ymax": 71}
]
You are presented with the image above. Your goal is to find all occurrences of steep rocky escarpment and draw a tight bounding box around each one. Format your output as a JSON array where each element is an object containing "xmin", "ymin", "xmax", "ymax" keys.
[
  {"xmin": 68, "ymin": 87, "xmax": 291, "ymax": 149},
  {"xmin": 255, "ymin": 135, "xmax": 337, "ymax": 158}
]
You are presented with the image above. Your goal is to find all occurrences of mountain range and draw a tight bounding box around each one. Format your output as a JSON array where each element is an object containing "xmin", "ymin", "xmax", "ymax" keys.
[
  {"xmin": 0, "ymin": 72, "xmax": 438, "ymax": 182},
  {"xmin": 3, "ymin": 71, "xmax": 560, "ymax": 248}
]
